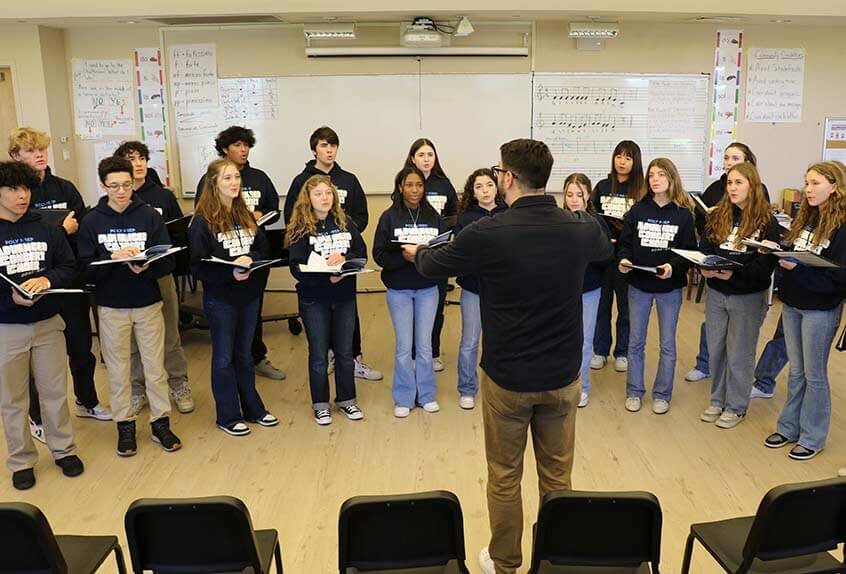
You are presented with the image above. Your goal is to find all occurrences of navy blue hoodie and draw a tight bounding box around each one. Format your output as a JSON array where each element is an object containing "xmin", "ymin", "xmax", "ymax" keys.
[
  {"xmin": 288, "ymin": 214, "xmax": 367, "ymax": 303},
  {"xmin": 134, "ymin": 178, "xmax": 183, "ymax": 223},
  {"xmin": 189, "ymin": 213, "xmax": 270, "ymax": 304},
  {"xmin": 778, "ymin": 222, "xmax": 846, "ymax": 310},
  {"xmin": 455, "ymin": 203, "xmax": 507, "ymax": 294},
  {"xmin": 699, "ymin": 208, "xmax": 780, "ymax": 295},
  {"xmin": 0, "ymin": 210, "xmax": 76, "ymax": 324},
  {"xmin": 590, "ymin": 177, "xmax": 638, "ymax": 243},
  {"xmin": 283, "ymin": 160, "xmax": 369, "ymax": 232},
  {"xmin": 195, "ymin": 161, "xmax": 280, "ymax": 220},
  {"xmin": 424, "ymin": 173, "xmax": 458, "ymax": 219},
  {"xmin": 78, "ymin": 197, "xmax": 173, "ymax": 308},
  {"xmin": 29, "ymin": 166, "xmax": 87, "ymax": 253},
  {"xmin": 618, "ymin": 194, "xmax": 697, "ymax": 293},
  {"xmin": 373, "ymin": 203, "xmax": 443, "ymax": 290}
]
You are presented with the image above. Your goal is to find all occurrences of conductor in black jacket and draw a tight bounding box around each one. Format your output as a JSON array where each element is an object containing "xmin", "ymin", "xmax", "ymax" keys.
[{"xmin": 405, "ymin": 139, "xmax": 613, "ymax": 574}]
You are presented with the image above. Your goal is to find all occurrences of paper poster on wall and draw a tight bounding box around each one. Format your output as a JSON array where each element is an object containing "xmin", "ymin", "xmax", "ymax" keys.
[
  {"xmin": 745, "ymin": 48, "xmax": 805, "ymax": 123},
  {"xmin": 219, "ymin": 78, "xmax": 279, "ymax": 121},
  {"xmin": 174, "ymin": 108, "xmax": 222, "ymax": 137},
  {"xmin": 708, "ymin": 29, "xmax": 743, "ymax": 177},
  {"xmin": 168, "ymin": 43, "xmax": 219, "ymax": 109},
  {"xmin": 72, "ymin": 59, "xmax": 136, "ymax": 139},
  {"xmin": 648, "ymin": 79, "xmax": 697, "ymax": 139},
  {"xmin": 135, "ymin": 47, "xmax": 171, "ymax": 187},
  {"xmin": 822, "ymin": 118, "xmax": 846, "ymax": 164}
]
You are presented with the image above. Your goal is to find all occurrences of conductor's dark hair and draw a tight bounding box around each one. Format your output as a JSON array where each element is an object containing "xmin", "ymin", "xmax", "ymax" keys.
[
  {"xmin": 114, "ymin": 140, "xmax": 150, "ymax": 161},
  {"xmin": 310, "ymin": 126, "xmax": 339, "ymax": 151},
  {"xmin": 499, "ymin": 139, "xmax": 553, "ymax": 191},
  {"xmin": 98, "ymin": 156, "xmax": 133, "ymax": 184},
  {"xmin": 214, "ymin": 126, "xmax": 256, "ymax": 156},
  {"xmin": 0, "ymin": 161, "xmax": 39, "ymax": 191}
]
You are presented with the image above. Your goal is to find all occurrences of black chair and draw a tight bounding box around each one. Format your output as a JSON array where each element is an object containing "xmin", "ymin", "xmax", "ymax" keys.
[
  {"xmin": 124, "ymin": 496, "xmax": 282, "ymax": 574},
  {"xmin": 0, "ymin": 502, "xmax": 126, "ymax": 574},
  {"xmin": 528, "ymin": 490, "xmax": 662, "ymax": 574},
  {"xmin": 681, "ymin": 477, "xmax": 846, "ymax": 573},
  {"xmin": 338, "ymin": 491, "xmax": 470, "ymax": 573}
]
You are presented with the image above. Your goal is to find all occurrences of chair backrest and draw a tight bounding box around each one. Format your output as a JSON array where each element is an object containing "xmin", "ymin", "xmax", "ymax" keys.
[
  {"xmin": 338, "ymin": 490, "xmax": 469, "ymax": 573},
  {"xmin": 125, "ymin": 496, "xmax": 264, "ymax": 574},
  {"xmin": 529, "ymin": 490, "xmax": 662, "ymax": 573},
  {"xmin": 0, "ymin": 502, "xmax": 68, "ymax": 574},
  {"xmin": 741, "ymin": 477, "xmax": 846, "ymax": 567}
]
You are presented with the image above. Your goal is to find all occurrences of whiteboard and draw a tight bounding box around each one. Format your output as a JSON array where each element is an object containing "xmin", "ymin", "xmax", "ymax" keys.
[
  {"xmin": 532, "ymin": 73, "xmax": 709, "ymax": 193},
  {"xmin": 175, "ymin": 73, "xmax": 532, "ymax": 196}
]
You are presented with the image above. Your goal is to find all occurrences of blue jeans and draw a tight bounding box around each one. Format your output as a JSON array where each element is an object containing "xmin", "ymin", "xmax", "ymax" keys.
[
  {"xmin": 300, "ymin": 296, "xmax": 357, "ymax": 410},
  {"xmin": 458, "ymin": 290, "xmax": 481, "ymax": 398},
  {"xmin": 753, "ymin": 316, "xmax": 788, "ymax": 394},
  {"xmin": 695, "ymin": 321, "xmax": 709, "ymax": 374},
  {"xmin": 386, "ymin": 287, "xmax": 439, "ymax": 408},
  {"xmin": 581, "ymin": 288, "xmax": 602, "ymax": 393},
  {"xmin": 203, "ymin": 293, "xmax": 268, "ymax": 427},
  {"xmin": 627, "ymin": 286, "xmax": 683, "ymax": 401},
  {"xmin": 776, "ymin": 304, "xmax": 842, "ymax": 451},
  {"xmin": 594, "ymin": 265, "xmax": 630, "ymax": 358}
]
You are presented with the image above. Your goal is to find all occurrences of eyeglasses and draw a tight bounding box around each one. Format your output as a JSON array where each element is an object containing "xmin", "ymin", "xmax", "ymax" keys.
[
  {"xmin": 491, "ymin": 165, "xmax": 519, "ymax": 180},
  {"xmin": 104, "ymin": 182, "xmax": 134, "ymax": 191}
]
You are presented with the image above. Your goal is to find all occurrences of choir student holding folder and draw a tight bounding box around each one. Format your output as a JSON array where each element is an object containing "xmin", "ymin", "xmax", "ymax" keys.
[
  {"xmin": 373, "ymin": 166, "xmax": 444, "ymax": 417},
  {"xmin": 765, "ymin": 162, "xmax": 846, "ymax": 460},
  {"xmin": 286, "ymin": 175, "xmax": 367, "ymax": 426},
  {"xmin": 189, "ymin": 159, "xmax": 279, "ymax": 437},
  {"xmin": 698, "ymin": 162, "xmax": 780, "ymax": 429},
  {"xmin": 619, "ymin": 158, "xmax": 696, "ymax": 414}
]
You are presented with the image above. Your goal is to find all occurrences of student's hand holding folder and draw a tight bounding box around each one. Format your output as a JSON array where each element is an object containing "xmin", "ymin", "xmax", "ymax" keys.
[
  {"xmin": 233, "ymin": 256, "xmax": 253, "ymax": 281},
  {"xmin": 701, "ymin": 269, "xmax": 733, "ymax": 280},
  {"xmin": 11, "ymin": 276, "xmax": 50, "ymax": 306},
  {"xmin": 111, "ymin": 246, "xmax": 141, "ymax": 260}
]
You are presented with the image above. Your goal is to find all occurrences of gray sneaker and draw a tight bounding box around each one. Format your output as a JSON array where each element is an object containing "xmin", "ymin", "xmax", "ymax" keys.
[
  {"xmin": 170, "ymin": 382, "xmax": 195, "ymax": 414},
  {"xmin": 255, "ymin": 359, "xmax": 286, "ymax": 380}
]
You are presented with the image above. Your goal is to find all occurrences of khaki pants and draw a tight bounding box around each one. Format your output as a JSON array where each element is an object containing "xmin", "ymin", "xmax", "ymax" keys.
[
  {"xmin": 0, "ymin": 315, "xmax": 76, "ymax": 471},
  {"xmin": 481, "ymin": 375, "xmax": 580, "ymax": 574},
  {"xmin": 98, "ymin": 302, "xmax": 170, "ymax": 423},
  {"xmin": 130, "ymin": 275, "xmax": 188, "ymax": 394}
]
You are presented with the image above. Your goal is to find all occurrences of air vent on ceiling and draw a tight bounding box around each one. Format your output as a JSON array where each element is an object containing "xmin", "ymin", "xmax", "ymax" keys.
[{"xmin": 144, "ymin": 14, "xmax": 286, "ymax": 26}]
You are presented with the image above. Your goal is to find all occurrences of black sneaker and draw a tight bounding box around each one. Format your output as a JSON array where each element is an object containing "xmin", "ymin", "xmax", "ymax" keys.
[
  {"xmin": 764, "ymin": 432, "xmax": 796, "ymax": 449},
  {"xmin": 12, "ymin": 468, "xmax": 35, "ymax": 490},
  {"xmin": 788, "ymin": 445, "xmax": 821, "ymax": 461},
  {"xmin": 54, "ymin": 455, "xmax": 84, "ymax": 477},
  {"xmin": 151, "ymin": 417, "xmax": 182, "ymax": 452},
  {"xmin": 117, "ymin": 421, "xmax": 137, "ymax": 457}
]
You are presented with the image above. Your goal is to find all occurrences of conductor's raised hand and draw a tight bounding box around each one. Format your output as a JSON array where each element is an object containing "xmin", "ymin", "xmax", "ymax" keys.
[{"xmin": 402, "ymin": 244, "xmax": 420, "ymax": 263}]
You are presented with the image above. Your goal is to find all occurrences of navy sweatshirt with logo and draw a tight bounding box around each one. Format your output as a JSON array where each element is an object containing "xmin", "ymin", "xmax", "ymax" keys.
[
  {"xmin": 283, "ymin": 161, "xmax": 369, "ymax": 232},
  {"xmin": 373, "ymin": 204, "xmax": 443, "ymax": 290},
  {"xmin": 777, "ymin": 222, "xmax": 846, "ymax": 310},
  {"xmin": 134, "ymin": 178, "xmax": 183, "ymax": 222},
  {"xmin": 590, "ymin": 177, "xmax": 638, "ymax": 243},
  {"xmin": 288, "ymin": 214, "xmax": 367, "ymax": 303},
  {"xmin": 189, "ymin": 214, "xmax": 270, "ymax": 304},
  {"xmin": 195, "ymin": 162, "xmax": 280, "ymax": 222},
  {"xmin": 29, "ymin": 166, "xmax": 87, "ymax": 252},
  {"xmin": 424, "ymin": 174, "xmax": 458, "ymax": 219},
  {"xmin": 78, "ymin": 197, "xmax": 173, "ymax": 308},
  {"xmin": 699, "ymin": 208, "xmax": 780, "ymax": 295},
  {"xmin": 0, "ymin": 211, "xmax": 76, "ymax": 324},
  {"xmin": 455, "ymin": 203, "xmax": 508, "ymax": 294},
  {"xmin": 618, "ymin": 195, "xmax": 697, "ymax": 293}
]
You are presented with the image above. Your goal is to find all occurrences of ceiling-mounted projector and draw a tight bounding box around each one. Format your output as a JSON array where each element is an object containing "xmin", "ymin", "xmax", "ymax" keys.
[{"xmin": 401, "ymin": 17, "xmax": 445, "ymax": 48}]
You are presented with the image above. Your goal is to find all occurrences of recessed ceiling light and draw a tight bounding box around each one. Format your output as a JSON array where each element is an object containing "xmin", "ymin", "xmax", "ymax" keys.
[
  {"xmin": 771, "ymin": 19, "xmax": 792, "ymax": 23},
  {"xmin": 126, "ymin": 20, "xmax": 136, "ymax": 24},
  {"xmin": 322, "ymin": 16, "xmax": 338, "ymax": 21}
]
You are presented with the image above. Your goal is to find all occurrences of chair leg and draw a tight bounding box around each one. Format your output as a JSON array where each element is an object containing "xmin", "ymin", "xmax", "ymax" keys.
[
  {"xmin": 274, "ymin": 542, "xmax": 283, "ymax": 574},
  {"xmin": 681, "ymin": 533, "xmax": 696, "ymax": 573},
  {"xmin": 113, "ymin": 545, "xmax": 128, "ymax": 574}
]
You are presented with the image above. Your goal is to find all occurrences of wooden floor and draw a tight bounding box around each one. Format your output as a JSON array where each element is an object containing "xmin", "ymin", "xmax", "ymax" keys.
[{"xmin": 3, "ymin": 274, "xmax": 846, "ymax": 573}]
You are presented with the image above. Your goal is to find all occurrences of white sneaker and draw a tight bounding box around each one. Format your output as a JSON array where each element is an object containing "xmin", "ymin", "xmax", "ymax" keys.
[
  {"xmin": 478, "ymin": 547, "xmax": 496, "ymax": 574},
  {"xmin": 394, "ymin": 406, "xmax": 411, "ymax": 418},
  {"xmin": 715, "ymin": 411, "xmax": 744, "ymax": 429},
  {"xmin": 750, "ymin": 386, "xmax": 774, "ymax": 399},
  {"xmin": 255, "ymin": 358, "xmax": 286, "ymax": 380},
  {"xmin": 458, "ymin": 396, "xmax": 475, "ymax": 410},
  {"xmin": 614, "ymin": 357, "xmax": 628, "ymax": 372},
  {"xmin": 314, "ymin": 409, "xmax": 332, "ymax": 425},
  {"xmin": 75, "ymin": 402, "xmax": 112, "ymax": 421},
  {"xmin": 685, "ymin": 368, "xmax": 709, "ymax": 382},
  {"xmin": 700, "ymin": 405, "xmax": 723, "ymax": 423},
  {"xmin": 327, "ymin": 350, "xmax": 335, "ymax": 375},
  {"xmin": 578, "ymin": 391, "xmax": 589, "ymax": 408},
  {"xmin": 128, "ymin": 394, "xmax": 148, "ymax": 418},
  {"xmin": 625, "ymin": 397, "xmax": 641, "ymax": 412},
  {"xmin": 354, "ymin": 357, "xmax": 383, "ymax": 380},
  {"xmin": 433, "ymin": 357, "xmax": 445, "ymax": 372},
  {"xmin": 170, "ymin": 382, "xmax": 194, "ymax": 414},
  {"xmin": 589, "ymin": 355, "xmax": 607, "ymax": 370},
  {"xmin": 29, "ymin": 417, "xmax": 46, "ymax": 445},
  {"xmin": 652, "ymin": 399, "xmax": 670, "ymax": 415},
  {"xmin": 339, "ymin": 404, "xmax": 365, "ymax": 421},
  {"xmin": 422, "ymin": 401, "xmax": 440, "ymax": 413}
]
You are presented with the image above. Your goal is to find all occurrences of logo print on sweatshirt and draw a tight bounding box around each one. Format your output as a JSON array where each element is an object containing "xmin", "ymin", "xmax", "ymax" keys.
[
  {"xmin": 600, "ymin": 195, "xmax": 634, "ymax": 219},
  {"xmin": 427, "ymin": 194, "xmax": 447, "ymax": 215},
  {"xmin": 310, "ymin": 230, "xmax": 351, "ymax": 256},
  {"xmin": 793, "ymin": 227, "xmax": 829, "ymax": 255},
  {"xmin": 33, "ymin": 200, "xmax": 68, "ymax": 210},
  {"xmin": 0, "ymin": 238, "xmax": 48, "ymax": 276},
  {"xmin": 242, "ymin": 187, "xmax": 261, "ymax": 212},
  {"xmin": 394, "ymin": 225, "xmax": 439, "ymax": 245},
  {"xmin": 336, "ymin": 188, "xmax": 348, "ymax": 207},
  {"xmin": 637, "ymin": 219, "xmax": 679, "ymax": 249},
  {"xmin": 719, "ymin": 225, "xmax": 757, "ymax": 253},
  {"xmin": 217, "ymin": 227, "xmax": 256, "ymax": 257},
  {"xmin": 97, "ymin": 229, "xmax": 148, "ymax": 253}
]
